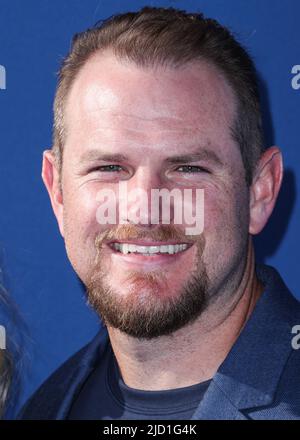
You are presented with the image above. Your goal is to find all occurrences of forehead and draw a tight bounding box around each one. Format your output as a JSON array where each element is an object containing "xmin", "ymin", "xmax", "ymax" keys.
[{"xmin": 64, "ymin": 52, "xmax": 239, "ymax": 160}]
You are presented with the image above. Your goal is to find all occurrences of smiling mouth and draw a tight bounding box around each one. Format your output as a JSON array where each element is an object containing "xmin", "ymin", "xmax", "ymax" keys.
[{"xmin": 108, "ymin": 241, "xmax": 193, "ymax": 256}]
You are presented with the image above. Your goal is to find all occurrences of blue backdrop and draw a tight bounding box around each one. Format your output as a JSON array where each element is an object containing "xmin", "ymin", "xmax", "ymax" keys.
[{"xmin": 0, "ymin": 0, "xmax": 299, "ymax": 416}]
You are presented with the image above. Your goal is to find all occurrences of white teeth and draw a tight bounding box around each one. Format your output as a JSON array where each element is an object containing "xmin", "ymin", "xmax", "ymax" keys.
[
  {"xmin": 160, "ymin": 245, "xmax": 169, "ymax": 253},
  {"xmin": 127, "ymin": 244, "xmax": 136, "ymax": 253},
  {"xmin": 112, "ymin": 243, "xmax": 189, "ymax": 255},
  {"xmin": 137, "ymin": 246, "xmax": 148, "ymax": 253},
  {"xmin": 148, "ymin": 246, "xmax": 160, "ymax": 254},
  {"xmin": 122, "ymin": 243, "xmax": 129, "ymax": 254},
  {"xmin": 168, "ymin": 245, "xmax": 174, "ymax": 254}
]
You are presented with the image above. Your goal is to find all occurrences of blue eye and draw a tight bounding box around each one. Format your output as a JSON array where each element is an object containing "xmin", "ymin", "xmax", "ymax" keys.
[
  {"xmin": 93, "ymin": 165, "xmax": 123, "ymax": 172},
  {"xmin": 176, "ymin": 165, "xmax": 209, "ymax": 173}
]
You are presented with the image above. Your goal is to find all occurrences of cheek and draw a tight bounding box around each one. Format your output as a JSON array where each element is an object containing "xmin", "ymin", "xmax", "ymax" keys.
[
  {"xmin": 64, "ymin": 188, "xmax": 98, "ymax": 236},
  {"xmin": 202, "ymin": 186, "xmax": 250, "ymax": 261},
  {"xmin": 62, "ymin": 186, "xmax": 106, "ymax": 279}
]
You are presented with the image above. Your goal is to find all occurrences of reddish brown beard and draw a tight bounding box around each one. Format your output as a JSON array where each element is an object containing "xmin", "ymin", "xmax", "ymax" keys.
[{"xmin": 86, "ymin": 225, "xmax": 208, "ymax": 339}]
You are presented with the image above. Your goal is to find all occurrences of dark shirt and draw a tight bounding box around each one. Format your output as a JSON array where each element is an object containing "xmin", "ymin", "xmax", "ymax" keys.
[{"xmin": 68, "ymin": 342, "xmax": 211, "ymax": 420}]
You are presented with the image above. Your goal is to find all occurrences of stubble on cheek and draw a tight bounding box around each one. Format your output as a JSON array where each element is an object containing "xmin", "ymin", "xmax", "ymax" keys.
[{"xmin": 201, "ymin": 179, "xmax": 250, "ymax": 301}]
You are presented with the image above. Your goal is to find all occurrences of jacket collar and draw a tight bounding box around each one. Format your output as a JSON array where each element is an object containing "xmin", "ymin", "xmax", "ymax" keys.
[
  {"xmin": 55, "ymin": 326, "xmax": 110, "ymax": 420},
  {"xmin": 56, "ymin": 264, "xmax": 298, "ymax": 420},
  {"xmin": 192, "ymin": 264, "xmax": 299, "ymax": 419}
]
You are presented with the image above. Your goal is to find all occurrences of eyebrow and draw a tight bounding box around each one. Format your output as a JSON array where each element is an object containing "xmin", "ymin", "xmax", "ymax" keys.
[
  {"xmin": 164, "ymin": 149, "xmax": 224, "ymax": 166},
  {"xmin": 80, "ymin": 147, "xmax": 224, "ymax": 167},
  {"xmin": 80, "ymin": 151, "xmax": 128, "ymax": 164}
]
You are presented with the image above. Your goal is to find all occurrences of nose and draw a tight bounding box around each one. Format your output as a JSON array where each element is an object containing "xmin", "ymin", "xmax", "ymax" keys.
[{"xmin": 118, "ymin": 167, "xmax": 175, "ymax": 227}]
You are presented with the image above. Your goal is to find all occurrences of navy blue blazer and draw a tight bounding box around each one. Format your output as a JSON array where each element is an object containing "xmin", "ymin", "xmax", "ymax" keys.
[{"xmin": 18, "ymin": 264, "xmax": 300, "ymax": 419}]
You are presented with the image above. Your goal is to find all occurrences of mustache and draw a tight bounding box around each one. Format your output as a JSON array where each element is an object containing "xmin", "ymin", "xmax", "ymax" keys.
[{"xmin": 95, "ymin": 224, "xmax": 196, "ymax": 249}]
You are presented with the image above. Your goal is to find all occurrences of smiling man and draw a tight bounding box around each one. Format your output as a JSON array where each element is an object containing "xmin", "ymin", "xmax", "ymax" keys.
[{"xmin": 18, "ymin": 7, "xmax": 300, "ymax": 420}]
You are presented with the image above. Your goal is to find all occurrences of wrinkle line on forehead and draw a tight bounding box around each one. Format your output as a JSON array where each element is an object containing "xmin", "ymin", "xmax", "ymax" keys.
[{"xmin": 89, "ymin": 110, "xmax": 188, "ymax": 125}]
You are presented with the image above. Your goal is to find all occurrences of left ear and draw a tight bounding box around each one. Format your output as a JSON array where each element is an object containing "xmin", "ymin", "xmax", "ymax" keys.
[{"xmin": 249, "ymin": 146, "xmax": 283, "ymax": 235}]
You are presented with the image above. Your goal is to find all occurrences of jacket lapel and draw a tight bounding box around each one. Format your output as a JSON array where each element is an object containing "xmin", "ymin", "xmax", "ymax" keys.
[
  {"xmin": 191, "ymin": 380, "xmax": 248, "ymax": 419},
  {"xmin": 55, "ymin": 326, "xmax": 110, "ymax": 420},
  {"xmin": 192, "ymin": 264, "xmax": 298, "ymax": 419}
]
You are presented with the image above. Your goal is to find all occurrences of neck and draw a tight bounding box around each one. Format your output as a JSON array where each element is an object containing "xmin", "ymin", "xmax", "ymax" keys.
[{"xmin": 106, "ymin": 239, "xmax": 264, "ymax": 391}]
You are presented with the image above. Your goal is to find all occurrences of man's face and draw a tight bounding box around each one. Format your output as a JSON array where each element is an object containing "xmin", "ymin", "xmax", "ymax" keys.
[{"xmin": 55, "ymin": 53, "xmax": 250, "ymax": 339}]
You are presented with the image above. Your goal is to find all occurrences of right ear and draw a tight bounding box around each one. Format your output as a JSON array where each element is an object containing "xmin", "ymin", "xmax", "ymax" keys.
[{"xmin": 41, "ymin": 150, "xmax": 64, "ymax": 237}]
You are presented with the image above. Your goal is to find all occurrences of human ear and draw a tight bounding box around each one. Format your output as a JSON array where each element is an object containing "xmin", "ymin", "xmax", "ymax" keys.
[
  {"xmin": 249, "ymin": 146, "xmax": 283, "ymax": 235},
  {"xmin": 41, "ymin": 150, "xmax": 65, "ymax": 237}
]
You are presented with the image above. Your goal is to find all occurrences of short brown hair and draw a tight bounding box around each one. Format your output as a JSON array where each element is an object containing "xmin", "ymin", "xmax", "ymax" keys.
[{"xmin": 53, "ymin": 6, "xmax": 265, "ymax": 185}]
